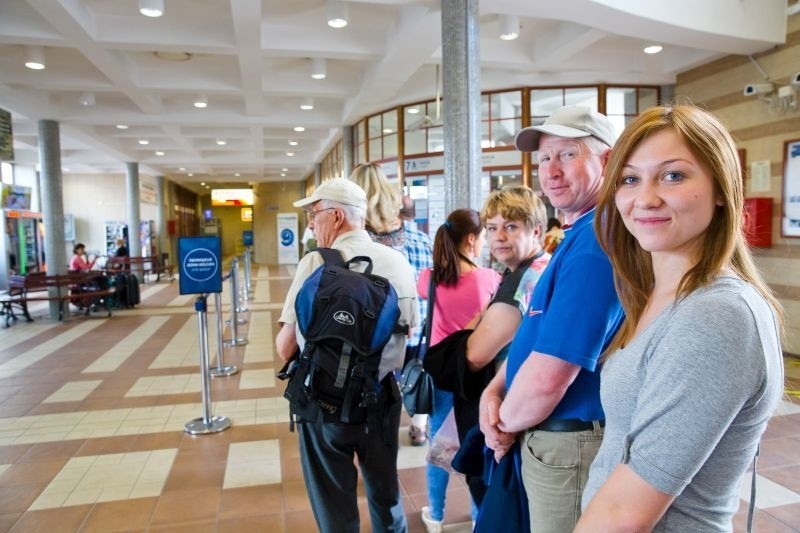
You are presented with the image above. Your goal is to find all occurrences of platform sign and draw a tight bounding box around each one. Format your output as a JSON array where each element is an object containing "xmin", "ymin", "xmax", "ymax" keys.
[
  {"xmin": 277, "ymin": 212, "xmax": 298, "ymax": 264},
  {"xmin": 179, "ymin": 236, "xmax": 222, "ymax": 295},
  {"xmin": 242, "ymin": 230, "xmax": 254, "ymax": 246}
]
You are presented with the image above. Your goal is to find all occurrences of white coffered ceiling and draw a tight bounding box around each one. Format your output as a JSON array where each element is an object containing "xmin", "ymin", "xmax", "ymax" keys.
[{"xmin": 0, "ymin": 0, "xmax": 789, "ymax": 193}]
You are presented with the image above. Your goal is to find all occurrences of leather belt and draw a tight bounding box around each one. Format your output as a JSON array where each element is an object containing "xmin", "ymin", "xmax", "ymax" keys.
[{"xmin": 533, "ymin": 418, "xmax": 605, "ymax": 432}]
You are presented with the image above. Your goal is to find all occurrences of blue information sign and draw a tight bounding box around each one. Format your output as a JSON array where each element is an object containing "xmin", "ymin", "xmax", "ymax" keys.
[
  {"xmin": 242, "ymin": 230, "xmax": 254, "ymax": 246},
  {"xmin": 179, "ymin": 236, "xmax": 222, "ymax": 295}
]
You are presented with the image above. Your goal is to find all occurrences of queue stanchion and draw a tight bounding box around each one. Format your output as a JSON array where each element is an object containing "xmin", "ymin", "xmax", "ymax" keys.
[
  {"xmin": 185, "ymin": 295, "xmax": 231, "ymax": 435},
  {"xmin": 238, "ymin": 253, "xmax": 250, "ymax": 313},
  {"xmin": 210, "ymin": 291, "xmax": 238, "ymax": 378},
  {"xmin": 243, "ymin": 247, "xmax": 253, "ymax": 297},
  {"xmin": 223, "ymin": 262, "xmax": 248, "ymax": 347},
  {"xmin": 226, "ymin": 258, "xmax": 248, "ymax": 323}
]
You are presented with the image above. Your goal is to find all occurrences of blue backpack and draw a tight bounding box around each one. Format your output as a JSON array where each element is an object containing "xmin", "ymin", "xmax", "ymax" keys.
[{"xmin": 283, "ymin": 248, "xmax": 403, "ymax": 425}]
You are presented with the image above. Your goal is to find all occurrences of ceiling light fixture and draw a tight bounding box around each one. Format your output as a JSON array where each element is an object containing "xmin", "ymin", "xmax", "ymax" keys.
[
  {"xmin": 310, "ymin": 58, "xmax": 327, "ymax": 80},
  {"xmin": 286, "ymin": 151, "xmax": 295, "ymax": 156},
  {"xmin": 499, "ymin": 14, "xmax": 520, "ymax": 41},
  {"xmin": 234, "ymin": 173, "xmax": 241, "ymax": 177},
  {"xmin": 281, "ymin": 167, "xmax": 288, "ymax": 171},
  {"xmin": 406, "ymin": 107, "xmax": 420, "ymax": 114},
  {"xmin": 179, "ymin": 167, "xmax": 186, "ymax": 171},
  {"xmin": 200, "ymin": 182, "xmax": 206, "ymax": 186},
  {"xmin": 78, "ymin": 92, "xmax": 95, "ymax": 106},
  {"xmin": 288, "ymin": 139, "xmax": 298, "ymax": 146},
  {"xmin": 293, "ymin": 126, "xmax": 305, "ymax": 132},
  {"xmin": 116, "ymin": 124, "xmax": 128, "ymax": 129},
  {"xmin": 300, "ymin": 97, "xmax": 314, "ymax": 110},
  {"xmin": 188, "ymin": 173, "xmax": 194, "ymax": 176},
  {"xmin": 138, "ymin": 138, "xmax": 149, "ymax": 145},
  {"xmin": 216, "ymin": 138, "xmax": 226, "ymax": 146},
  {"xmin": 326, "ymin": 0, "xmax": 348, "ymax": 28},
  {"xmin": 193, "ymin": 95, "xmax": 208, "ymax": 108},
  {"xmin": 24, "ymin": 46, "xmax": 46, "ymax": 70},
  {"xmin": 155, "ymin": 151, "xmax": 165, "ymax": 156},
  {"xmin": 281, "ymin": 173, "xmax": 287, "ymax": 177},
  {"xmin": 138, "ymin": 0, "xmax": 164, "ymax": 18},
  {"xmin": 643, "ymin": 44, "xmax": 663, "ymax": 54}
]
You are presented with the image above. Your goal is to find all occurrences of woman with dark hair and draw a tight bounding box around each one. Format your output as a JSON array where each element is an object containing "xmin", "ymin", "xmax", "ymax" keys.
[
  {"xmin": 69, "ymin": 243, "xmax": 95, "ymax": 272},
  {"xmin": 577, "ymin": 104, "xmax": 783, "ymax": 531},
  {"xmin": 416, "ymin": 208, "xmax": 500, "ymax": 532}
]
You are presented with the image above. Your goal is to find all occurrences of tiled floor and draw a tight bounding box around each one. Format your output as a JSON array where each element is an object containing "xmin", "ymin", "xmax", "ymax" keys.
[{"xmin": 0, "ymin": 264, "xmax": 798, "ymax": 532}]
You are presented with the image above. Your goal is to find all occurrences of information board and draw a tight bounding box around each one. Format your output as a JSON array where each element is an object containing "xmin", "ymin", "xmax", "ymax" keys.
[
  {"xmin": 179, "ymin": 236, "xmax": 222, "ymax": 294},
  {"xmin": 277, "ymin": 213, "xmax": 298, "ymax": 264},
  {"xmin": 242, "ymin": 230, "xmax": 253, "ymax": 246}
]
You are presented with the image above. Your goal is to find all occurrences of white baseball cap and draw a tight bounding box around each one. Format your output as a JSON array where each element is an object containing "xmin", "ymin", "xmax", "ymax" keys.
[
  {"xmin": 514, "ymin": 105, "xmax": 618, "ymax": 152},
  {"xmin": 293, "ymin": 178, "xmax": 367, "ymax": 210}
]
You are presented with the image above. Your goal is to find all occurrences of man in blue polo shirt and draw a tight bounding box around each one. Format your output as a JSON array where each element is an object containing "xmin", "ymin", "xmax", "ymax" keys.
[{"xmin": 479, "ymin": 106, "xmax": 625, "ymax": 532}]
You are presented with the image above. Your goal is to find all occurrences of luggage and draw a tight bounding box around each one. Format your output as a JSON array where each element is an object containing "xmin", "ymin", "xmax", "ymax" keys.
[{"xmin": 114, "ymin": 273, "xmax": 140, "ymax": 308}]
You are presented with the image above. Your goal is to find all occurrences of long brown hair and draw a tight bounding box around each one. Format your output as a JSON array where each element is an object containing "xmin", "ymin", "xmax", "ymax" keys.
[
  {"xmin": 432, "ymin": 208, "xmax": 483, "ymax": 286},
  {"xmin": 595, "ymin": 104, "xmax": 784, "ymax": 351}
]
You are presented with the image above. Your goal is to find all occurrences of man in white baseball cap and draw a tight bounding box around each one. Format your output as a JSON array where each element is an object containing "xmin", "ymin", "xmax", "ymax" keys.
[
  {"xmin": 479, "ymin": 105, "xmax": 624, "ymax": 532},
  {"xmin": 277, "ymin": 177, "xmax": 419, "ymax": 532}
]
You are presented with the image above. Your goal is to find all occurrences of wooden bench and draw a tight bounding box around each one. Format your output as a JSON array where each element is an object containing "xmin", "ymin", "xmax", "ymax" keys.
[
  {"xmin": 0, "ymin": 272, "xmax": 117, "ymax": 327},
  {"xmin": 106, "ymin": 255, "xmax": 175, "ymax": 282}
]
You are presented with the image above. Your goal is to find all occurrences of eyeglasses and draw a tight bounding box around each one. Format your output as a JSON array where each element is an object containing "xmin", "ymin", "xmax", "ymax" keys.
[{"xmin": 306, "ymin": 207, "xmax": 335, "ymax": 221}]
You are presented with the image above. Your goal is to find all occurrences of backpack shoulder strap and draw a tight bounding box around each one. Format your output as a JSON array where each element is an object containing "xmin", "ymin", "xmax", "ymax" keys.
[{"xmin": 316, "ymin": 247, "xmax": 346, "ymax": 268}]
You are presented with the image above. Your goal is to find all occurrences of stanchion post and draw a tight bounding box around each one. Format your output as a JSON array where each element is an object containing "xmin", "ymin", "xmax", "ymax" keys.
[
  {"xmin": 210, "ymin": 291, "xmax": 239, "ymax": 377},
  {"xmin": 185, "ymin": 295, "xmax": 231, "ymax": 435},
  {"xmin": 243, "ymin": 247, "xmax": 253, "ymax": 296},
  {"xmin": 223, "ymin": 262, "xmax": 248, "ymax": 347}
]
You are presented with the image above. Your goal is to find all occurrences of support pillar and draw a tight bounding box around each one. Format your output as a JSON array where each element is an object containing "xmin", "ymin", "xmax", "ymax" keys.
[
  {"xmin": 126, "ymin": 162, "xmax": 143, "ymax": 281},
  {"xmin": 441, "ymin": 0, "xmax": 482, "ymax": 211},
  {"xmin": 38, "ymin": 120, "xmax": 68, "ymax": 321},
  {"xmin": 314, "ymin": 163, "xmax": 322, "ymax": 187},
  {"xmin": 342, "ymin": 125, "xmax": 353, "ymax": 178},
  {"xmin": 155, "ymin": 175, "xmax": 168, "ymax": 262}
]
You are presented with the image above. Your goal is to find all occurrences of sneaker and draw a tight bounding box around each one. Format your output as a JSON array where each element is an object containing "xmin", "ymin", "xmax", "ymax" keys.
[
  {"xmin": 421, "ymin": 506, "xmax": 443, "ymax": 533},
  {"xmin": 409, "ymin": 424, "xmax": 427, "ymax": 446}
]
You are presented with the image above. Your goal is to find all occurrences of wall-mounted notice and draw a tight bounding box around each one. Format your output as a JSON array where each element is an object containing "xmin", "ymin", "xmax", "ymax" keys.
[
  {"xmin": 750, "ymin": 160, "xmax": 771, "ymax": 193},
  {"xmin": 277, "ymin": 212, "xmax": 298, "ymax": 265},
  {"xmin": 0, "ymin": 108, "xmax": 13, "ymax": 161},
  {"xmin": 179, "ymin": 235, "xmax": 222, "ymax": 294}
]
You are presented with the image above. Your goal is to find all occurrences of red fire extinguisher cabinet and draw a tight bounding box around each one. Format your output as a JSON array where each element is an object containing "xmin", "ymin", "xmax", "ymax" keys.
[{"xmin": 743, "ymin": 197, "xmax": 772, "ymax": 248}]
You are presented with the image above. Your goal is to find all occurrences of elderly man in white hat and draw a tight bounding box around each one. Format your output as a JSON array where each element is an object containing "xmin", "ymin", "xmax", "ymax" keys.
[
  {"xmin": 478, "ymin": 106, "xmax": 625, "ymax": 532},
  {"xmin": 276, "ymin": 177, "xmax": 418, "ymax": 533}
]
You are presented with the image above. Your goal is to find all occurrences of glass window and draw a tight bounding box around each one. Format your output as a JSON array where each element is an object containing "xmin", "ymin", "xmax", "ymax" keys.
[
  {"xmin": 368, "ymin": 114, "xmax": 382, "ymax": 140},
  {"xmin": 383, "ymin": 133, "xmax": 398, "ymax": 158},
  {"xmin": 565, "ymin": 87, "xmax": 598, "ymax": 109},
  {"xmin": 427, "ymin": 125, "xmax": 444, "ymax": 153},
  {"xmin": 639, "ymin": 87, "xmax": 658, "ymax": 111},
  {"xmin": 368, "ymin": 138, "xmax": 381, "ymax": 161},
  {"xmin": 606, "ymin": 87, "xmax": 637, "ymax": 115},
  {"xmin": 492, "ymin": 118, "xmax": 520, "ymax": 147},
  {"xmin": 405, "ymin": 128, "xmax": 426, "ymax": 154},
  {"xmin": 480, "ymin": 94, "xmax": 491, "ymax": 120},
  {"xmin": 531, "ymin": 89, "xmax": 563, "ymax": 120},
  {"xmin": 383, "ymin": 110, "xmax": 398, "ymax": 135}
]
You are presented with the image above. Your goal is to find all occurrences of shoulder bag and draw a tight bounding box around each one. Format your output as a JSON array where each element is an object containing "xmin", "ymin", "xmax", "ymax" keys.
[{"xmin": 400, "ymin": 272, "xmax": 436, "ymax": 416}]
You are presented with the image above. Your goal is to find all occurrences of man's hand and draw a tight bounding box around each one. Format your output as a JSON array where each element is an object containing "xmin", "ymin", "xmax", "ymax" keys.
[{"xmin": 480, "ymin": 391, "xmax": 516, "ymax": 460}]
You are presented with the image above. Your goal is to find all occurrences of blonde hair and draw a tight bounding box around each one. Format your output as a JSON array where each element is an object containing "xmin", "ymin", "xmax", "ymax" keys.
[
  {"xmin": 347, "ymin": 163, "xmax": 401, "ymax": 233},
  {"xmin": 481, "ymin": 185, "xmax": 547, "ymax": 237},
  {"xmin": 595, "ymin": 104, "xmax": 784, "ymax": 351}
]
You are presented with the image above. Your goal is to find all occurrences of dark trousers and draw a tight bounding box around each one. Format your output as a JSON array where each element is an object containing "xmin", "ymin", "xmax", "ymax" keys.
[
  {"xmin": 297, "ymin": 377, "xmax": 407, "ymax": 533},
  {"xmin": 454, "ymin": 395, "xmax": 488, "ymax": 507}
]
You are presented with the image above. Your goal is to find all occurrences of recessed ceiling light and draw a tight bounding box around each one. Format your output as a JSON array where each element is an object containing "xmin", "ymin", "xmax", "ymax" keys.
[
  {"xmin": 286, "ymin": 151, "xmax": 295, "ymax": 156},
  {"xmin": 155, "ymin": 151, "xmax": 165, "ymax": 156},
  {"xmin": 116, "ymin": 124, "xmax": 128, "ymax": 129},
  {"xmin": 407, "ymin": 107, "xmax": 420, "ymax": 114},
  {"xmin": 193, "ymin": 95, "xmax": 208, "ymax": 108},
  {"xmin": 300, "ymin": 97, "xmax": 314, "ymax": 111},
  {"xmin": 281, "ymin": 173, "xmax": 286, "ymax": 177},
  {"xmin": 643, "ymin": 45, "xmax": 663, "ymax": 54},
  {"xmin": 188, "ymin": 173, "xmax": 194, "ymax": 176},
  {"xmin": 281, "ymin": 168, "xmax": 289, "ymax": 171},
  {"xmin": 288, "ymin": 140, "xmax": 298, "ymax": 146},
  {"xmin": 216, "ymin": 138, "xmax": 226, "ymax": 146},
  {"xmin": 24, "ymin": 46, "xmax": 46, "ymax": 70},
  {"xmin": 138, "ymin": 138, "xmax": 149, "ymax": 145},
  {"xmin": 78, "ymin": 92, "xmax": 95, "ymax": 107},
  {"xmin": 138, "ymin": 0, "xmax": 164, "ymax": 18},
  {"xmin": 179, "ymin": 167, "xmax": 186, "ymax": 171},
  {"xmin": 205, "ymin": 185, "xmax": 210, "ymax": 189},
  {"xmin": 234, "ymin": 173, "xmax": 241, "ymax": 177},
  {"xmin": 326, "ymin": 0, "xmax": 348, "ymax": 29},
  {"xmin": 200, "ymin": 182, "xmax": 206, "ymax": 186},
  {"xmin": 293, "ymin": 126, "xmax": 305, "ymax": 132}
]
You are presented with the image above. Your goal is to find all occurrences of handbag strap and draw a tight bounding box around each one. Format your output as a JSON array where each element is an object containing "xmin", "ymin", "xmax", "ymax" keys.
[{"xmin": 424, "ymin": 270, "xmax": 436, "ymax": 351}]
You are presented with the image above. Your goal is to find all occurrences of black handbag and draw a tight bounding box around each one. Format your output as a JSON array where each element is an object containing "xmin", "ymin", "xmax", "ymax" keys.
[{"xmin": 400, "ymin": 273, "xmax": 436, "ymax": 416}]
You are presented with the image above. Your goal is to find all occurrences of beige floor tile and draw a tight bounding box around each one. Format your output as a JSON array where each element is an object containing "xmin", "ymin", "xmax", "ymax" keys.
[
  {"xmin": 239, "ymin": 369, "xmax": 276, "ymax": 390},
  {"xmin": 42, "ymin": 380, "xmax": 103, "ymax": 404},
  {"xmin": 222, "ymin": 439, "xmax": 281, "ymax": 489},
  {"xmin": 83, "ymin": 316, "xmax": 170, "ymax": 373}
]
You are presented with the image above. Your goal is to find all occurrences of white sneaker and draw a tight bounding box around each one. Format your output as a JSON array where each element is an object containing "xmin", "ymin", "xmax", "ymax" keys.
[{"xmin": 421, "ymin": 506, "xmax": 443, "ymax": 533}]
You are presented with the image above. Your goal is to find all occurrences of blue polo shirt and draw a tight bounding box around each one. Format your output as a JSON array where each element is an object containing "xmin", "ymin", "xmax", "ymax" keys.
[{"xmin": 505, "ymin": 209, "xmax": 624, "ymax": 422}]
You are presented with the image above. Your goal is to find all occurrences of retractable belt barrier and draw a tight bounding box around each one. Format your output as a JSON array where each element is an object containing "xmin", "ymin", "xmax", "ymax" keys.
[{"xmin": 223, "ymin": 259, "xmax": 248, "ymax": 347}]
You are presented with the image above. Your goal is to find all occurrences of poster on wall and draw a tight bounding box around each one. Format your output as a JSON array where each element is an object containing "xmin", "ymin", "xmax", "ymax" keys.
[
  {"xmin": 783, "ymin": 138, "xmax": 800, "ymax": 237},
  {"xmin": 0, "ymin": 108, "xmax": 13, "ymax": 161},
  {"xmin": 277, "ymin": 212, "xmax": 298, "ymax": 264}
]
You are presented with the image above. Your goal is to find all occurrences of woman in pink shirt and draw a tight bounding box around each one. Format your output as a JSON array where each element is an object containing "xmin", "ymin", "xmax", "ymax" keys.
[
  {"xmin": 69, "ymin": 243, "xmax": 95, "ymax": 272},
  {"xmin": 417, "ymin": 208, "xmax": 501, "ymax": 532}
]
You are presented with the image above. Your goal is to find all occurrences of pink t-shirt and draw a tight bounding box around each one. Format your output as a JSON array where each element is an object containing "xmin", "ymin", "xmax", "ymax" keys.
[
  {"xmin": 69, "ymin": 254, "xmax": 94, "ymax": 272},
  {"xmin": 417, "ymin": 267, "xmax": 501, "ymax": 345}
]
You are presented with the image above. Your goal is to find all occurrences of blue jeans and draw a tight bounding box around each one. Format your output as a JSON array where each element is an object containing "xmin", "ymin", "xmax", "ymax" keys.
[{"xmin": 426, "ymin": 387, "xmax": 454, "ymax": 521}]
